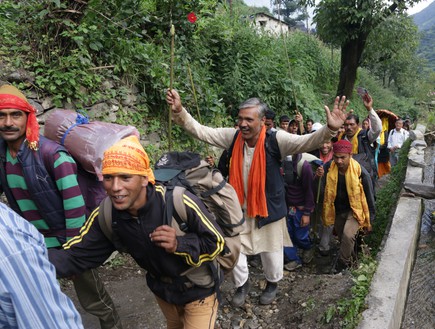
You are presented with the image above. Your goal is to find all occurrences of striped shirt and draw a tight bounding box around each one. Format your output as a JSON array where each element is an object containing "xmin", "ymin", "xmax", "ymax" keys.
[
  {"xmin": 0, "ymin": 202, "xmax": 83, "ymax": 328},
  {"xmin": 4, "ymin": 150, "xmax": 86, "ymax": 248}
]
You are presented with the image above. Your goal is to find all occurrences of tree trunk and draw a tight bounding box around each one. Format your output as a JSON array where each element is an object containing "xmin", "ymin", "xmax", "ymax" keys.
[{"xmin": 336, "ymin": 36, "xmax": 367, "ymax": 98}]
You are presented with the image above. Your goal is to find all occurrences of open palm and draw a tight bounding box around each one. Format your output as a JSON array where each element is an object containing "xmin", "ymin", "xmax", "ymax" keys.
[{"xmin": 324, "ymin": 96, "xmax": 350, "ymax": 131}]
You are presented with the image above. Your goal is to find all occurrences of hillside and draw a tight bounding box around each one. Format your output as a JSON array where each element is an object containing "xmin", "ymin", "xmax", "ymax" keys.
[
  {"xmin": 412, "ymin": 1, "xmax": 435, "ymax": 71},
  {"xmin": 412, "ymin": 0, "xmax": 435, "ymax": 30}
]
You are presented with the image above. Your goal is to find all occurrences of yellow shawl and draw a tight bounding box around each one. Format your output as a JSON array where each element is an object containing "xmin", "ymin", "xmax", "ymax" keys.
[
  {"xmin": 322, "ymin": 158, "xmax": 371, "ymax": 229},
  {"xmin": 380, "ymin": 117, "xmax": 389, "ymax": 145},
  {"xmin": 349, "ymin": 127, "xmax": 362, "ymax": 154}
]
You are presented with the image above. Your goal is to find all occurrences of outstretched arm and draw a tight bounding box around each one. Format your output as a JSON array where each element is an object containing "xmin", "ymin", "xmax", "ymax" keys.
[{"xmin": 165, "ymin": 88, "xmax": 237, "ymax": 149}]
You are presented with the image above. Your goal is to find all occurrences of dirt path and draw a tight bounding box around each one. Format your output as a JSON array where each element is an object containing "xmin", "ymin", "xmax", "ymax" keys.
[{"xmin": 61, "ymin": 249, "xmax": 353, "ymax": 329}]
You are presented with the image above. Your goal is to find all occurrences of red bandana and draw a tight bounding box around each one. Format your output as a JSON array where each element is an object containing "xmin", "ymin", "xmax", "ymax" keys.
[{"xmin": 0, "ymin": 85, "xmax": 40, "ymax": 150}]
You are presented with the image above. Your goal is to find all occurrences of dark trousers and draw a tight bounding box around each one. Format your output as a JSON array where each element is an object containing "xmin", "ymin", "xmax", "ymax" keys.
[{"xmin": 73, "ymin": 268, "xmax": 122, "ymax": 329}]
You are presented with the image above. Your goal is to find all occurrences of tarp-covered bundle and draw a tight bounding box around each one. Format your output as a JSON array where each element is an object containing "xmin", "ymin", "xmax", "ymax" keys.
[{"xmin": 44, "ymin": 110, "xmax": 140, "ymax": 180}]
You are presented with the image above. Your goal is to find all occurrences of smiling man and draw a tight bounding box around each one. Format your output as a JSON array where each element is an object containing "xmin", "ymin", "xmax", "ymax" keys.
[
  {"xmin": 166, "ymin": 89, "xmax": 350, "ymax": 306},
  {"xmin": 49, "ymin": 136, "xmax": 225, "ymax": 329}
]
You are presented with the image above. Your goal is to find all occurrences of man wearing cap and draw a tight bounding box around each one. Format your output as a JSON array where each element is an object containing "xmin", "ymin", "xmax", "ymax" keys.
[
  {"xmin": 0, "ymin": 84, "xmax": 121, "ymax": 329},
  {"xmin": 49, "ymin": 136, "xmax": 225, "ymax": 329},
  {"xmin": 166, "ymin": 89, "xmax": 350, "ymax": 306},
  {"xmin": 320, "ymin": 140, "xmax": 375, "ymax": 272}
]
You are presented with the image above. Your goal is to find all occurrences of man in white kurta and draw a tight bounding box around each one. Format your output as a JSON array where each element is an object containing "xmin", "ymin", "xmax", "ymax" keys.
[{"xmin": 166, "ymin": 90, "xmax": 349, "ymax": 306}]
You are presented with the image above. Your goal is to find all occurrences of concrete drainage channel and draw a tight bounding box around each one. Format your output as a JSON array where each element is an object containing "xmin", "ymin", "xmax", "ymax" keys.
[{"xmin": 358, "ymin": 124, "xmax": 434, "ymax": 329}]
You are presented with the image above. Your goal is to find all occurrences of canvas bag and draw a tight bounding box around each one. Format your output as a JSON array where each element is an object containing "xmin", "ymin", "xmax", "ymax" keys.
[
  {"xmin": 154, "ymin": 151, "xmax": 245, "ymax": 274},
  {"xmin": 43, "ymin": 110, "xmax": 140, "ymax": 215},
  {"xmin": 282, "ymin": 153, "xmax": 323, "ymax": 186}
]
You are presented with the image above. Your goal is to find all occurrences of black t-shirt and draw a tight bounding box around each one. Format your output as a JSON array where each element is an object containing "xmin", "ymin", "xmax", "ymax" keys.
[{"xmin": 334, "ymin": 173, "xmax": 351, "ymax": 213}]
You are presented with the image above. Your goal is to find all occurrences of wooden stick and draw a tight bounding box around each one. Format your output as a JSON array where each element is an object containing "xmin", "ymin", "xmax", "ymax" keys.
[
  {"xmin": 168, "ymin": 24, "xmax": 175, "ymax": 151},
  {"xmin": 187, "ymin": 64, "xmax": 209, "ymax": 155}
]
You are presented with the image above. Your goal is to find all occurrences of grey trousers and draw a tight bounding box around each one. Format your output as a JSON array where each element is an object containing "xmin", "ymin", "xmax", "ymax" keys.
[
  {"xmin": 334, "ymin": 211, "xmax": 360, "ymax": 265},
  {"xmin": 73, "ymin": 268, "xmax": 122, "ymax": 329}
]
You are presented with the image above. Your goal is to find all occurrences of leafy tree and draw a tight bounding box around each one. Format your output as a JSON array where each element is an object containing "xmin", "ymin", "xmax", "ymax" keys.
[
  {"xmin": 363, "ymin": 15, "xmax": 421, "ymax": 96},
  {"xmin": 302, "ymin": 0, "xmax": 423, "ymax": 97},
  {"xmin": 272, "ymin": 0, "xmax": 308, "ymax": 27}
]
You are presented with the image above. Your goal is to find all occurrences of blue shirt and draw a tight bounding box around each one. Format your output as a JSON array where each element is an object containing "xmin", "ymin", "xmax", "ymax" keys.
[{"xmin": 0, "ymin": 203, "xmax": 83, "ymax": 329}]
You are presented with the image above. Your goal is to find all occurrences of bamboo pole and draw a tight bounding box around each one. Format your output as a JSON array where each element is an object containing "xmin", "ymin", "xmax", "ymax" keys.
[{"xmin": 168, "ymin": 23, "xmax": 175, "ymax": 151}]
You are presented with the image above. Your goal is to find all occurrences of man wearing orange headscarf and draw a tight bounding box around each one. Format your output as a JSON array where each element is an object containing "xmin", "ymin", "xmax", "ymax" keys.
[
  {"xmin": 0, "ymin": 84, "xmax": 121, "ymax": 329},
  {"xmin": 49, "ymin": 136, "xmax": 225, "ymax": 329},
  {"xmin": 167, "ymin": 89, "xmax": 350, "ymax": 306}
]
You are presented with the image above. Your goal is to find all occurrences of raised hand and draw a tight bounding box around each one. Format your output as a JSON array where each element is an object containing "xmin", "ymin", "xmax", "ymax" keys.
[
  {"xmin": 324, "ymin": 96, "xmax": 350, "ymax": 131},
  {"xmin": 166, "ymin": 89, "xmax": 183, "ymax": 113},
  {"xmin": 362, "ymin": 93, "xmax": 373, "ymax": 111}
]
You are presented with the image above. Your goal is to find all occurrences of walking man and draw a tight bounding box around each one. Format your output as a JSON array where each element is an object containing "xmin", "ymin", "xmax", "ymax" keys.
[
  {"xmin": 166, "ymin": 89, "xmax": 350, "ymax": 305},
  {"xmin": 387, "ymin": 119, "xmax": 409, "ymax": 167},
  {"xmin": 49, "ymin": 136, "xmax": 225, "ymax": 329},
  {"xmin": 0, "ymin": 84, "xmax": 121, "ymax": 329},
  {"xmin": 321, "ymin": 140, "xmax": 375, "ymax": 272}
]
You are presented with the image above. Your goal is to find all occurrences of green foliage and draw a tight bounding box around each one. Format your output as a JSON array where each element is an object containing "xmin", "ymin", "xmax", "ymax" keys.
[
  {"xmin": 418, "ymin": 25, "xmax": 435, "ymax": 71},
  {"xmin": 272, "ymin": 1, "xmax": 308, "ymax": 28},
  {"xmin": 322, "ymin": 256, "xmax": 377, "ymax": 328},
  {"xmin": 363, "ymin": 15, "xmax": 422, "ymax": 96},
  {"xmin": 365, "ymin": 140, "xmax": 411, "ymax": 253},
  {"xmin": 105, "ymin": 253, "xmax": 126, "ymax": 269},
  {"xmin": 0, "ymin": 0, "xmax": 431, "ymax": 153}
]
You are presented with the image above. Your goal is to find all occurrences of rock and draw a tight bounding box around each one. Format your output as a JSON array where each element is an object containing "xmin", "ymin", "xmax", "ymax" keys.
[
  {"xmin": 404, "ymin": 183, "xmax": 435, "ymax": 199},
  {"xmin": 415, "ymin": 124, "xmax": 426, "ymax": 134},
  {"xmin": 411, "ymin": 140, "xmax": 427, "ymax": 148},
  {"xmin": 29, "ymin": 99, "xmax": 44, "ymax": 116},
  {"xmin": 410, "ymin": 129, "xmax": 424, "ymax": 141},
  {"xmin": 121, "ymin": 93, "xmax": 137, "ymax": 106},
  {"xmin": 42, "ymin": 97, "xmax": 55, "ymax": 110}
]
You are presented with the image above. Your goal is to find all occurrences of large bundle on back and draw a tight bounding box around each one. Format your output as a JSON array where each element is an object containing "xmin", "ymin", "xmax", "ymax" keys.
[{"xmin": 44, "ymin": 110, "xmax": 140, "ymax": 180}]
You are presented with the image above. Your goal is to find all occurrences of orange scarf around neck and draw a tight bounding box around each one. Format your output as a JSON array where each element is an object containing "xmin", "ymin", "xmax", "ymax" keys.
[{"xmin": 229, "ymin": 126, "xmax": 268, "ymax": 218}]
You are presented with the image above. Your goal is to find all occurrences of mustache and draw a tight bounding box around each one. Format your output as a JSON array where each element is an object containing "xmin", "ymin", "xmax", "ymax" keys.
[{"xmin": 0, "ymin": 127, "xmax": 20, "ymax": 132}]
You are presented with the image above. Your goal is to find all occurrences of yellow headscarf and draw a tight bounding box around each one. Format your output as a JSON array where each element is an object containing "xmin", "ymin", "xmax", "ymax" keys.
[{"xmin": 102, "ymin": 136, "xmax": 155, "ymax": 184}]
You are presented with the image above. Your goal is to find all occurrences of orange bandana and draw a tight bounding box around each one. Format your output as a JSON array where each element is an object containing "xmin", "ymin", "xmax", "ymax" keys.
[
  {"xmin": 229, "ymin": 126, "xmax": 268, "ymax": 218},
  {"xmin": 102, "ymin": 136, "xmax": 155, "ymax": 184},
  {"xmin": 0, "ymin": 85, "xmax": 40, "ymax": 150}
]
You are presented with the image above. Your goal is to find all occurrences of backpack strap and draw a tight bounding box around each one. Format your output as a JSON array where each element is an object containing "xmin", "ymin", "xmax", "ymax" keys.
[
  {"xmin": 165, "ymin": 186, "xmax": 222, "ymax": 302},
  {"xmin": 172, "ymin": 186, "xmax": 187, "ymax": 221},
  {"xmin": 98, "ymin": 197, "xmax": 114, "ymax": 242}
]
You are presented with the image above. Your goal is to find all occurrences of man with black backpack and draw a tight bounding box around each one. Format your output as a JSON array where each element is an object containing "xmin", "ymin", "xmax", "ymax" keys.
[
  {"xmin": 49, "ymin": 136, "xmax": 225, "ymax": 329},
  {"xmin": 0, "ymin": 84, "xmax": 121, "ymax": 329},
  {"xmin": 166, "ymin": 89, "xmax": 350, "ymax": 306}
]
